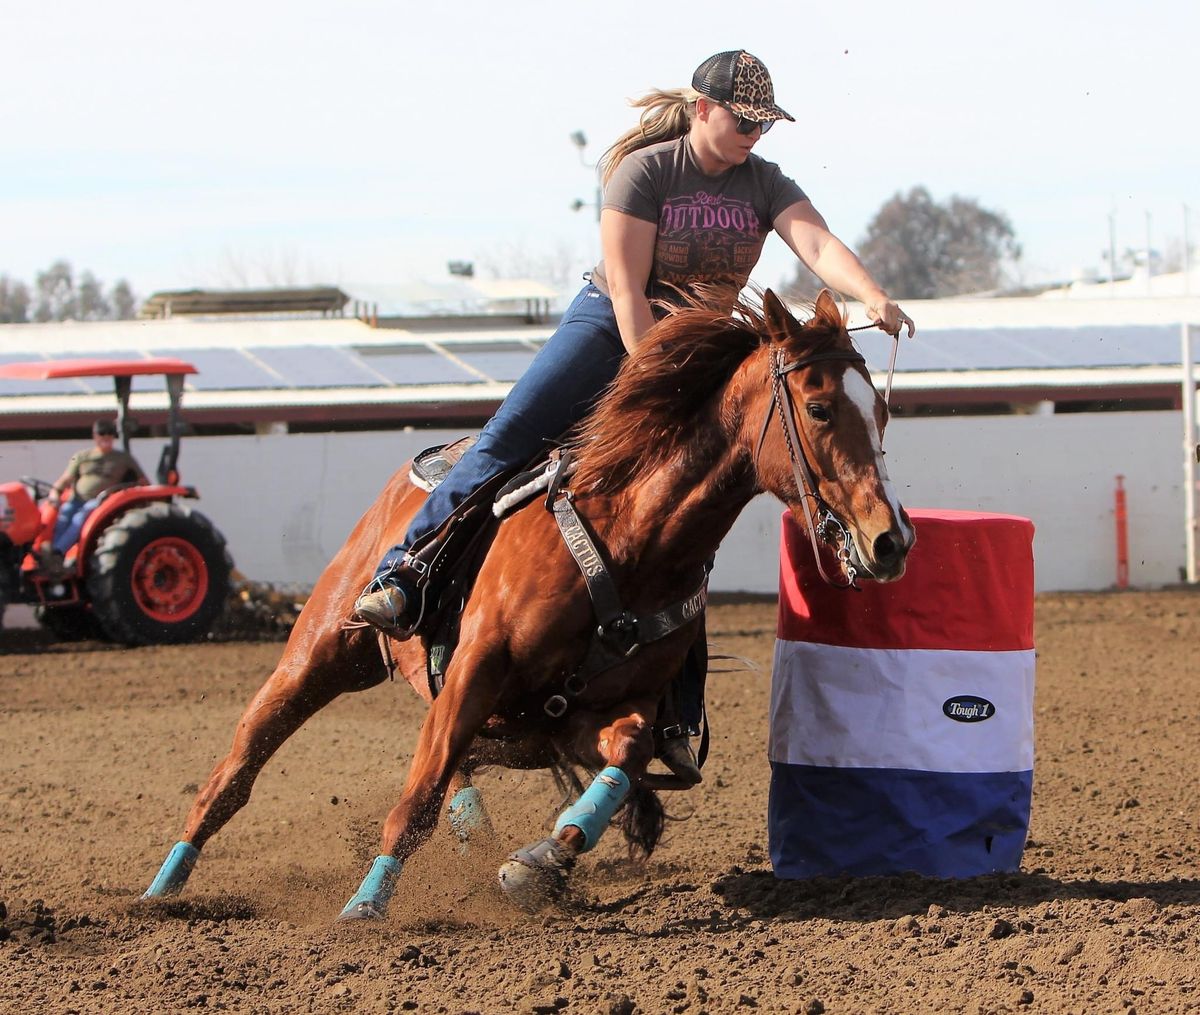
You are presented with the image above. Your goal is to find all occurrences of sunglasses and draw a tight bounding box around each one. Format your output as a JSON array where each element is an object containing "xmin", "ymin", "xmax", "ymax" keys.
[{"xmin": 719, "ymin": 102, "xmax": 774, "ymax": 136}]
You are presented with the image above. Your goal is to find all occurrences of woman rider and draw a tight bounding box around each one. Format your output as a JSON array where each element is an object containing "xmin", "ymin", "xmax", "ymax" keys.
[{"xmin": 354, "ymin": 49, "xmax": 915, "ymax": 778}]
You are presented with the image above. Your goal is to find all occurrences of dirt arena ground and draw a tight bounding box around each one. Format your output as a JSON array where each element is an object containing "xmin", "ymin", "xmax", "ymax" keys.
[{"xmin": 2, "ymin": 588, "xmax": 1199, "ymax": 1014}]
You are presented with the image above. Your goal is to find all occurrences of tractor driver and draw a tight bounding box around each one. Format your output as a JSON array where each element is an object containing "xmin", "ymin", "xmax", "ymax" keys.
[{"xmin": 46, "ymin": 419, "xmax": 149, "ymax": 557}]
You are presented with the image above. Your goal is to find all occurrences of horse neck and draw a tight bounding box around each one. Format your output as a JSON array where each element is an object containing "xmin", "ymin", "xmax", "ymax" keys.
[{"xmin": 588, "ymin": 357, "xmax": 767, "ymax": 591}]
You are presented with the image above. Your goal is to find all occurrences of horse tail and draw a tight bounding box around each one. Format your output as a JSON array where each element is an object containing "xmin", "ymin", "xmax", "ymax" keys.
[
  {"xmin": 549, "ymin": 759, "xmax": 586, "ymax": 804},
  {"xmin": 616, "ymin": 784, "xmax": 665, "ymax": 860}
]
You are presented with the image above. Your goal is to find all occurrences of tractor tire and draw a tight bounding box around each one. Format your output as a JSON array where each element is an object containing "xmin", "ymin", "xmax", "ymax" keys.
[
  {"xmin": 87, "ymin": 502, "xmax": 233, "ymax": 646},
  {"xmin": 34, "ymin": 603, "xmax": 104, "ymax": 641}
]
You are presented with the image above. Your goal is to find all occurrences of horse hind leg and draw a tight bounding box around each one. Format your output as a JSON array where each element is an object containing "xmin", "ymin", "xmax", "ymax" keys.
[
  {"xmin": 497, "ymin": 709, "xmax": 658, "ymax": 913},
  {"xmin": 143, "ymin": 629, "xmax": 385, "ymax": 899}
]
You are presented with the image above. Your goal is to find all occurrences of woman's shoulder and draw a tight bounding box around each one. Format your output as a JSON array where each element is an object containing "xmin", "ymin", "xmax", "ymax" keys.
[
  {"xmin": 740, "ymin": 151, "xmax": 806, "ymax": 198},
  {"xmin": 623, "ymin": 136, "xmax": 688, "ymax": 169}
]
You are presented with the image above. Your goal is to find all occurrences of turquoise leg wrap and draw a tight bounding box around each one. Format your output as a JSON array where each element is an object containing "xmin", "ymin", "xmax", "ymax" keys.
[
  {"xmin": 339, "ymin": 855, "xmax": 403, "ymax": 918},
  {"xmin": 552, "ymin": 766, "xmax": 631, "ymax": 853},
  {"xmin": 447, "ymin": 786, "xmax": 489, "ymax": 843},
  {"xmin": 143, "ymin": 841, "xmax": 200, "ymax": 898}
]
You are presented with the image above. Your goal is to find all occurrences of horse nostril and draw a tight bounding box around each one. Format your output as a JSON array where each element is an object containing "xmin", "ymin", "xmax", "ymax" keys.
[{"xmin": 873, "ymin": 532, "xmax": 898, "ymax": 563}]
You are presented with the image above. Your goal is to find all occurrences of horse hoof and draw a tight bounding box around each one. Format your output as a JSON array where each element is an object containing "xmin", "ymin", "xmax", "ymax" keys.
[
  {"xmin": 497, "ymin": 837, "xmax": 575, "ymax": 913},
  {"xmin": 337, "ymin": 901, "xmax": 385, "ymax": 922}
]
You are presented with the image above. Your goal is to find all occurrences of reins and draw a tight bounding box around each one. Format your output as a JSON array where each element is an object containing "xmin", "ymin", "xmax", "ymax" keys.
[{"xmin": 848, "ymin": 320, "xmax": 901, "ymax": 405}]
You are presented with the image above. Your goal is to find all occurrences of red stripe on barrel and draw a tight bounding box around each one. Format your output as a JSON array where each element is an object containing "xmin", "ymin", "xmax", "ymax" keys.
[{"xmin": 777, "ymin": 509, "xmax": 1035, "ymax": 652}]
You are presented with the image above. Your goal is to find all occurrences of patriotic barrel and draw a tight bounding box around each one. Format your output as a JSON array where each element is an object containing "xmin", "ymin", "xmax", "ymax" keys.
[{"xmin": 768, "ymin": 509, "xmax": 1035, "ymax": 879}]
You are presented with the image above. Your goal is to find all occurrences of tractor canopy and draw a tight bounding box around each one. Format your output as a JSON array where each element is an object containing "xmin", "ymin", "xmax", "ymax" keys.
[{"xmin": 0, "ymin": 357, "xmax": 199, "ymax": 485}]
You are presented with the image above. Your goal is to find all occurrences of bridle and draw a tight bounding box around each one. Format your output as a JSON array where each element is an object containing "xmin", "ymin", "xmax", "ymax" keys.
[{"xmin": 756, "ymin": 323, "xmax": 894, "ymax": 589}]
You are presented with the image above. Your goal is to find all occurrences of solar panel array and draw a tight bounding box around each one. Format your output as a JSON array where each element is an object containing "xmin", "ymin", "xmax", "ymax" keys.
[
  {"xmin": 0, "ymin": 325, "xmax": 1192, "ymax": 403},
  {"xmin": 851, "ymin": 324, "xmax": 1188, "ymax": 374}
]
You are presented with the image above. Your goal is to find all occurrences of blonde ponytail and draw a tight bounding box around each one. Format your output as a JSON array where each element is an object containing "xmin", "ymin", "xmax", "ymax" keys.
[{"xmin": 600, "ymin": 87, "xmax": 699, "ymax": 186}]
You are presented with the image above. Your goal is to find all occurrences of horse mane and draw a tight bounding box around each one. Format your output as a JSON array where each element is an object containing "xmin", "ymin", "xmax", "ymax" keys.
[{"xmin": 571, "ymin": 289, "xmax": 844, "ymax": 495}]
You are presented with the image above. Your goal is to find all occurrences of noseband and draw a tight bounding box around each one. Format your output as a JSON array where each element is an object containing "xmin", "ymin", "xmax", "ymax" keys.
[{"xmin": 756, "ymin": 344, "xmax": 870, "ymax": 589}]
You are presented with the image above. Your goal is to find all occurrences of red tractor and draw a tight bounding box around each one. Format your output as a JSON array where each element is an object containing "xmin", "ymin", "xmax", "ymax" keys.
[{"xmin": 0, "ymin": 358, "xmax": 233, "ymax": 645}]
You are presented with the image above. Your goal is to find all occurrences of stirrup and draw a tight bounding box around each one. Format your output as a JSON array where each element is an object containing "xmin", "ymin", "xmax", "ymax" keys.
[
  {"xmin": 353, "ymin": 570, "xmax": 420, "ymax": 638},
  {"xmin": 658, "ymin": 735, "xmax": 702, "ymax": 786}
]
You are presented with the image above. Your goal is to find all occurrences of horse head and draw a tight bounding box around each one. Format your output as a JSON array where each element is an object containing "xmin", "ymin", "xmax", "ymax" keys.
[{"xmin": 754, "ymin": 288, "xmax": 914, "ymax": 583}]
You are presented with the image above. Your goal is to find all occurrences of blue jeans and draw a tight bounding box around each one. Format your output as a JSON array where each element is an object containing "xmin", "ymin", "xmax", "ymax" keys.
[
  {"xmin": 53, "ymin": 496, "xmax": 100, "ymax": 553},
  {"xmin": 374, "ymin": 283, "xmax": 625, "ymax": 580}
]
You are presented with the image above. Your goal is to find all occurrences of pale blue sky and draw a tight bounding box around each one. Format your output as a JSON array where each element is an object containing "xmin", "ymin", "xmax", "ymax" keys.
[{"xmin": 2, "ymin": 0, "xmax": 1195, "ymax": 299}]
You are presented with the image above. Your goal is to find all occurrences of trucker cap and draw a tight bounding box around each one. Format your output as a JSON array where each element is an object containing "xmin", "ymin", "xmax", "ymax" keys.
[{"xmin": 692, "ymin": 50, "xmax": 794, "ymax": 124}]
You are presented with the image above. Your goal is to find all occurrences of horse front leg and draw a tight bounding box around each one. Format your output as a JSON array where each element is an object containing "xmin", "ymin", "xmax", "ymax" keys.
[
  {"xmin": 497, "ymin": 706, "xmax": 657, "ymax": 912},
  {"xmin": 143, "ymin": 628, "xmax": 384, "ymax": 899},
  {"xmin": 338, "ymin": 661, "xmax": 503, "ymax": 921}
]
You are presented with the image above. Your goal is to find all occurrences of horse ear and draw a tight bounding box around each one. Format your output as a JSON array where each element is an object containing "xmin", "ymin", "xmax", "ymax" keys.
[
  {"xmin": 812, "ymin": 289, "xmax": 845, "ymax": 330},
  {"xmin": 762, "ymin": 289, "xmax": 795, "ymax": 342}
]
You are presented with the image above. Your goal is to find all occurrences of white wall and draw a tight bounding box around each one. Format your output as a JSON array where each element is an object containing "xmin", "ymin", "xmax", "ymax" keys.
[{"xmin": 1, "ymin": 411, "xmax": 1189, "ymax": 593}]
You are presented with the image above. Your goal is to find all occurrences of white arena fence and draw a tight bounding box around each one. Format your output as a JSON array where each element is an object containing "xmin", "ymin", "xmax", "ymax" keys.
[{"xmin": 0, "ymin": 410, "xmax": 1187, "ymax": 594}]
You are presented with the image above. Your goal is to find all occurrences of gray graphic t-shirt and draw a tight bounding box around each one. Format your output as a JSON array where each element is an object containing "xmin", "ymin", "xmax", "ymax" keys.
[{"xmin": 592, "ymin": 136, "xmax": 806, "ymax": 303}]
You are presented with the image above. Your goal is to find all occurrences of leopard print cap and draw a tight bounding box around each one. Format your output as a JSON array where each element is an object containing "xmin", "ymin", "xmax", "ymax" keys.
[{"xmin": 692, "ymin": 50, "xmax": 795, "ymax": 123}]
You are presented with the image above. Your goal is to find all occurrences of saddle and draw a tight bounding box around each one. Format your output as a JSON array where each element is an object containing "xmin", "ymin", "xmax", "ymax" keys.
[{"xmin": 405, "ymin": 438, "xmax": 578, "ymax": 697}]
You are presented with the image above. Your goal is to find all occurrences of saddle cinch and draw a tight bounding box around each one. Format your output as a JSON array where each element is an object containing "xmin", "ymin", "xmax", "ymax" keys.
[{"xmin": 401, "ymin": 437, "xmax": 710, "ymax": 759}]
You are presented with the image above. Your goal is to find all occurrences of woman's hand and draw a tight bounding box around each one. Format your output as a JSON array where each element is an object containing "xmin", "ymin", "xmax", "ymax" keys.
[{"xmin": 867, "ymin": 299, "xmax": 915, "ymax": 338}]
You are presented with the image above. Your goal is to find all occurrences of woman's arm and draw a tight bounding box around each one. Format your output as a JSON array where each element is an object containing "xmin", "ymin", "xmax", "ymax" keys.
[
  {"xmin": 775, "ymin": 200, "xmax": 915, "ymax": 337},
  {"xmin": 600, "ymin": 209, "xmax": 658, "ymax": 354}
]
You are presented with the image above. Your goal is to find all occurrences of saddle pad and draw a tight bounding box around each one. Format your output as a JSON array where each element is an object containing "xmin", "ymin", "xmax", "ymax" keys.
[
  {"xmin": 493, "ymin": 453, "xmax": 577, "ymax": 518},
  {"xmin": 410, "ymin": 435, "xmax": 479, "ymax": 492}
]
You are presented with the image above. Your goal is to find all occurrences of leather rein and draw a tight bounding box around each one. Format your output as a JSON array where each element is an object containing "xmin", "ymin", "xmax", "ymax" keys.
[{"xmin": 755, "ymin": 331, "xmax": 883, "ymax": 590}]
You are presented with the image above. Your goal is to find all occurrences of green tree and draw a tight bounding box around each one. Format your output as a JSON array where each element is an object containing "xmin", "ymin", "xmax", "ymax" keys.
[
  {"xmin": 854, "ymin": 187, "xmax": 1021, "ymax": 299},
  {"xmin": 0, "ymin": 275, "xmax": 31, "ymax": 323},
  {"xmin": 110, "ymin": 279, "xmax": 137, "ymax": 320},
  {"xmin": 34, "ymin": 260, "xmax": 78, "ymax": 322},
  {"xmin": 77, "ymin": 271, "xmax": 112, "ymax": 321},
  {"xmin": 6, "ymin": 260, "xmax": 138, "ymax": 322}
]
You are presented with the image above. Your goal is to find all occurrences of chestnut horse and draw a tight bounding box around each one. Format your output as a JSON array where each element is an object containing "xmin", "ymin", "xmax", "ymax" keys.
[{"xmin": 142, "ymin": 289, "xmax": 914, "ymax": 918}]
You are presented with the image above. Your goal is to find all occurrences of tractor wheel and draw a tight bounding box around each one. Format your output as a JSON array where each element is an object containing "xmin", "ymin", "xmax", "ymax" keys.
[
  {"xmin": 87, "ymin": 502, "xmax": 233, "ymax": 646},
  {"xmin": 34, "ymin": 603, "xmax": 104, "ymax": 641}
]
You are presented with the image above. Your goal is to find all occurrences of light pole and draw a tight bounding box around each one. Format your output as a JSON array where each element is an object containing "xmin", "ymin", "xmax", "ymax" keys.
[{"xmin": 569, "ymin": 130, "xmax": 602, "ymax": 223}]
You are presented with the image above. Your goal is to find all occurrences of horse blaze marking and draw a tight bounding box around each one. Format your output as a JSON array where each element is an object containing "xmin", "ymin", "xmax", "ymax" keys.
[{"xmin": 942, "ymin": 696, "xmax": 995, "ymax": 723}]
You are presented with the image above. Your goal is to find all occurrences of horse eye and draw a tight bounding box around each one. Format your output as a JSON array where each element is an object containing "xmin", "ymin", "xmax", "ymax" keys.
[{"xmin": 806, "ymin": 403, "xmax": 831, "ymax": 423}]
